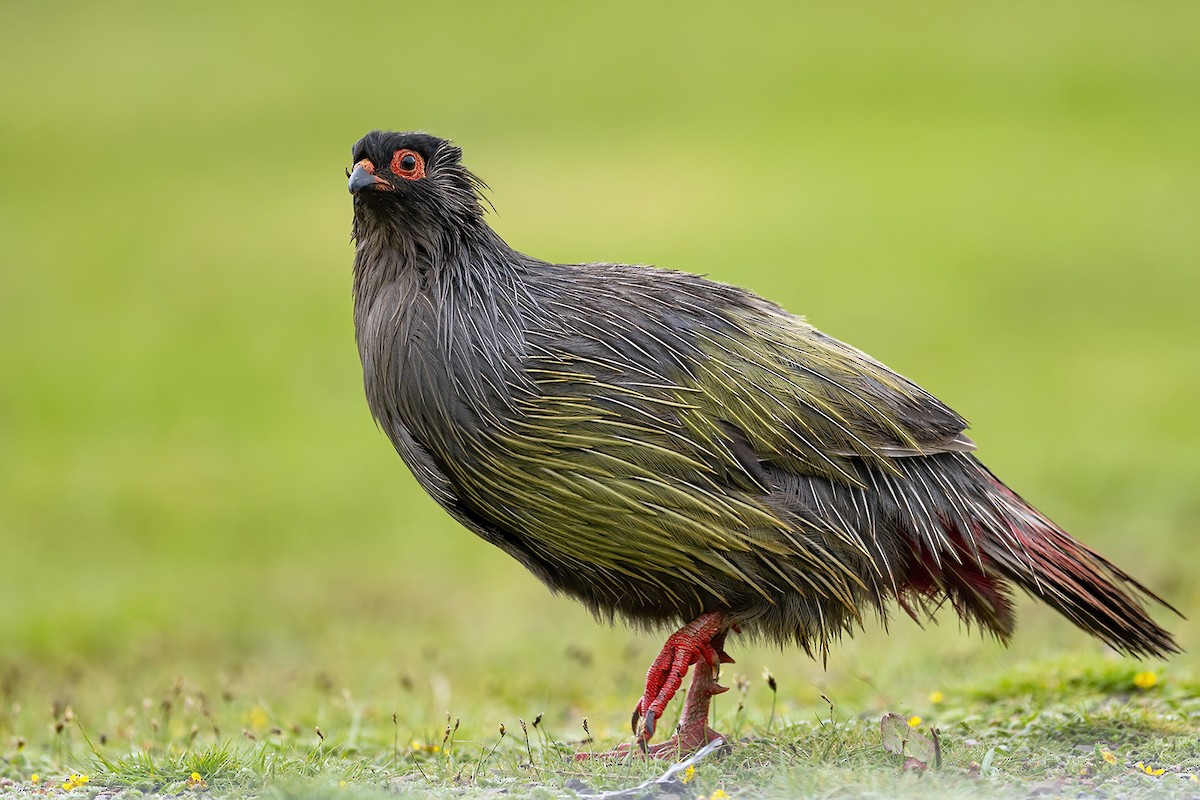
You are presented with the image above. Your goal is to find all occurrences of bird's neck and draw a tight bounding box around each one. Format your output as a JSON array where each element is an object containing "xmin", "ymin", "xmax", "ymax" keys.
[
  {"xmin": 353, "ymin": 218, "xmax": 534, "ymax": 330},
  {"xmin": 353, "ymin": 214, "xmax": 518, "ymax": 293}
]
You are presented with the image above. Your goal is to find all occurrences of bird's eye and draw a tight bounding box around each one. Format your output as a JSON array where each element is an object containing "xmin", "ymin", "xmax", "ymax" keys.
[{"xmin": 390, "ymin": 149, "xmax": 426, "ymax": 180}]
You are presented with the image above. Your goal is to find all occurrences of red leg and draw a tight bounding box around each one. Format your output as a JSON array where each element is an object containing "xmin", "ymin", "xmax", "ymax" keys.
[
  {"xmin": 632, "ymin": 612, "xmax": 733, "ymax": 742},
  {"xmin": 642, "ymin": 640, "xmax": 729, "ymax": 755},
  {"xmin": 576, "ymin": 612, "xmax": 734, "ymax": 759}
]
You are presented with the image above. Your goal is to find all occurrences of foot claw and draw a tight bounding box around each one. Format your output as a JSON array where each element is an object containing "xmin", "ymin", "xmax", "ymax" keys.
[
  {"xmin": 642, "ymin": 709, "xmax": 657, "ymax": 740},
  {"xmin": 630, "ymin": 706, "xmax": 641, "ymax": 735}
]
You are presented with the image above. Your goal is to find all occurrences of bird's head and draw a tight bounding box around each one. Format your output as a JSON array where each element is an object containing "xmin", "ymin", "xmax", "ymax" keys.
[{"xmin": 347, "ymin": 130, "xmax": 489, "ymax": 237}]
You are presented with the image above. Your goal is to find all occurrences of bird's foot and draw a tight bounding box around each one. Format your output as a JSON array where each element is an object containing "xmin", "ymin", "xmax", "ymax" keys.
[
  {"xmin": 574, "ymin": 728, "xmax": 726, "ymax": 760},
  {"xmin": 631, "ymin": 611, "xmax": 733, "ymax": 744},
  {"xmin": 575, "ymin": 612, "xmax": 733, "ymax": 759}
]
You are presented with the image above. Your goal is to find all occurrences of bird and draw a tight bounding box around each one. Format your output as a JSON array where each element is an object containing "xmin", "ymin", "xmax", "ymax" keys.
[{"xmin": 345, "ymin": 130, "xmax": 1178, "ymax": 757}]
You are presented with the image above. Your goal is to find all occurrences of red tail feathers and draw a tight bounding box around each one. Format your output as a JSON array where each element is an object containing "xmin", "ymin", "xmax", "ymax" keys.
[{"xmin": 977, "ymin": 477, "xmax": 1179, "ymax": 658}]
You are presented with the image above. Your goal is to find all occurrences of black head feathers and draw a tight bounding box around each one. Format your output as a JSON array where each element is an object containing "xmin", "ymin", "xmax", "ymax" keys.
[{"xmin": 349, "ymin": 130, "xmax": 489, "ymax": 230}]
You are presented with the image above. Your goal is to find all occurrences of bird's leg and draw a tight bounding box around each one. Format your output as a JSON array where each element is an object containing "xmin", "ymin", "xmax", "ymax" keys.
[
  {"xmin": 631, "ymin": 612, "xmax": 733, "ymax": 745},
  {"xmin": 576, "ymin": 612, "xmax": 733, "ymax": 760},
  {"xmin": 642, "ymin": 629, "xmax": 730, "ymax": 754}
]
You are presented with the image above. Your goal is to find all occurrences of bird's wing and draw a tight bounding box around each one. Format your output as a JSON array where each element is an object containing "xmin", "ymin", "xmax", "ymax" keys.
[
  {"xmin": 527, "ymin": 265, "xmax": 973, "ymax": 489},
  {"xmin": 682, "ymin": 292, "xmax": 976, "ymax": 486}
]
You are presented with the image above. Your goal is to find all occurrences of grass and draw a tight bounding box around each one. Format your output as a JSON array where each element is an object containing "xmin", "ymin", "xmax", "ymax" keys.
[
  {"xmin": 1, "ymin": 0, "xmax": 1198, "ymax": 797},
  {"xmin": 1, "ymin": 653, "xmax": 1197, "ymax": 798}
]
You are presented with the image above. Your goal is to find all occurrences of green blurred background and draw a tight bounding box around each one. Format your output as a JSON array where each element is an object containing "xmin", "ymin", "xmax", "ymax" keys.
[{"xmin": 1, "ymin": 0, "xmax": 1196, "ymax": 749}]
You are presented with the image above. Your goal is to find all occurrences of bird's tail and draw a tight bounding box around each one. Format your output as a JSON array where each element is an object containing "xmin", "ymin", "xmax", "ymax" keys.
[
  {"xmin": 974, "ymin": 471, "xmax": 1180, "ymax": 659},
  {"xmin": 893, "ymin": 456, "xmax": 1179, "ymax": 659}
]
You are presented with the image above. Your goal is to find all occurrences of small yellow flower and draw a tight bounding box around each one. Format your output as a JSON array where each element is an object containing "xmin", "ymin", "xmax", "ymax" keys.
[
  {"xmin": 709, "ymin": 790, "xmax": 731, "ymax": 800},
  {"xmin": 1133, "ymin": 671, "xmax": 1157, "ymax": 690},
  {"xmin": 928, "ymin": 691, "xmax": 944, "ymax": 705},
  {"xmin": 30, "ymin": 774, "xmax": 39, "ymax": 784},
  {"xmin": 681, "ymin": 765, "xmax": 696, "ymax": 784},
  {"xmin": 248, "ymin": 705, "xmax": 269, "ymax": 730},
  {"xmin": 187, "ymin": 772, "xmax": 207, "ymax": 790},
  {"xmin": 60, "ymin": 773, "xmax": 90, "ymax": 790},
  {"xmin": 1135, "ymin": 761, "xmax": 1165, "ymax": 776},
  {"xmin": 907, "ymin": 715, "xmax": 922, "ymax": 728},
  {"xmin": 1101, "ymin": 749, "xmax": 1117, "ymax": 765},
  {"xmin": 338, "ymin": 780, "xmax": 347, "ymax": 788}
]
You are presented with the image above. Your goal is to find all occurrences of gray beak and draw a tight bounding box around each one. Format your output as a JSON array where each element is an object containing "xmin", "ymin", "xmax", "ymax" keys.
[{"xmin": 348, "ymin": 160, "xmax": 391, "ymax": 194}]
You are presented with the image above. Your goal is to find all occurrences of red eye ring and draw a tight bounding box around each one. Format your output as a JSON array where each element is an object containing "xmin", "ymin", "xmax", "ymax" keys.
[{"xmin": 390, "ymin": 149, "xmax": 426, "ymax": 180}]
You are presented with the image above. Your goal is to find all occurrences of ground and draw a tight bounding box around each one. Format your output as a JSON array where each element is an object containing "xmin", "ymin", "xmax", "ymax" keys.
[{"xmin": 1, "ymin": 622, "xmax": 1197, "ymax": 798}]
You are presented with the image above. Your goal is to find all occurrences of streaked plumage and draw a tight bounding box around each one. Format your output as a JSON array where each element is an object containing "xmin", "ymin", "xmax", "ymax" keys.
[{"xmin": 347, "ymin": 130, "xmax": 1177, "ymax": 751}]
